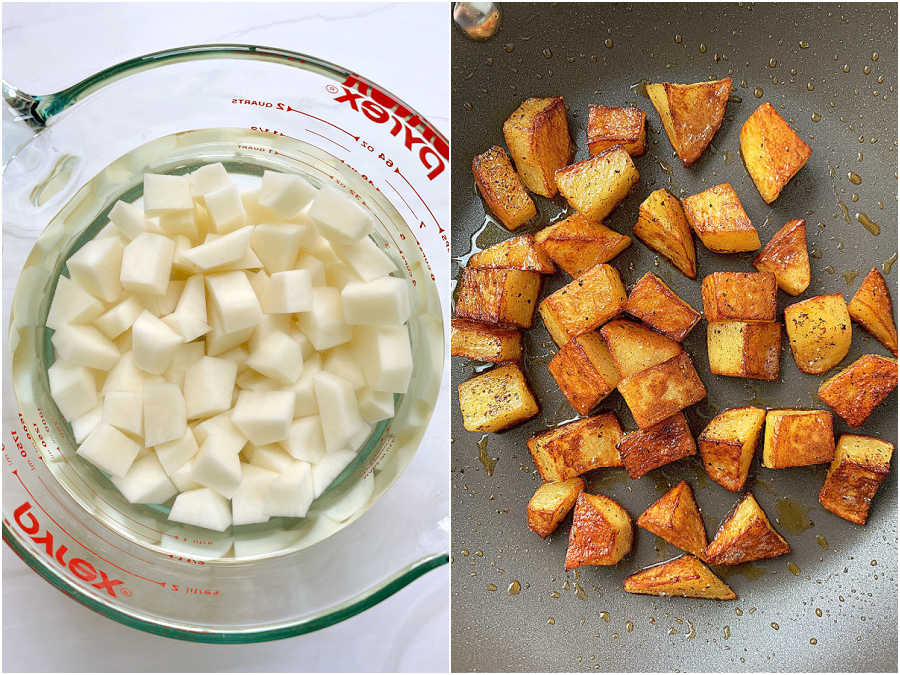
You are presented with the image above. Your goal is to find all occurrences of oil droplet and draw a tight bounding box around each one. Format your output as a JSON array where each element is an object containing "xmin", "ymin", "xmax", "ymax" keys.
[
  {"xmin": 807, "ymin": 81, "xmax": 815, "ymax": 91},
  {"xmin": 604, "ymin": 39, "xmax": 613, "ymax": 49},
  {"xmin": 790, "ymin": 68, "xmax": 798, "ymax": 76},
  {"xmin": 768, "ymin": 57, "xmax": 777, "ymax": 68},
  {"xmin": 882, "ymin": 253, "xmax": 897, "ymax": 274},
  {"xmin": 838, "ymin": 201, "xmax": 851, "ymax": 223},
  {"xmin": 776, "ymin": 497, "xmax": 813, "ymax": 534},
  {"xmin": 563, "ymin": 579, "xmax": 570, "ymax": 591},
  {"xmin": 817, "ymin": 535, "xmax": 829, "ymax": 550},
  {"xmin": 858, "ymin": 135, "xmax": 865, "ymax": 143},
  {"xmin": 857, "ymin": 212, "xmax": 880, "ymax": 235},
  {"xmin": 771, "ymin": 622, "xmax": 780, "ymax": 630},
  {"xmin": 475, "ymin": 550, "xmax": 483, "ymax": 557},
  {"xmin": 816, "ymin": 607, "xmax": 823, "ymax": 617},
  {"xmin": 723, "ymin": 625, "xmax": 731, "ymax": 639},
  {"xmin": 685, "ymin": 620, "xmax": 696, "ymax": 640},
  {"xmin": 839, "ymin": 595, "xmax": 845, "ymax": 602},
  {"xmin": 487, "ymin": 583, "xmax": 497, "ymax": 591},
  {"xmin": 851, "ymin": 193, "xmax": 860, "ymax": 202},
  {"xmin": 864, "ymin": 65, "xmax": 872, "ymax": 75},
  {"xmin": 463, "ymin": 102, "xmax": 473, "ymax": 112},
  {"xmin": 503, "ymin": 43, "xmax": 515, "ymax": 53},
  {"xmin": 649, "ymin": 617, "xmax": 656, "ymax": 624},
  {"xmin": 630, "ymin": 79, "xmax": 650, "ymax": 98},
  {"xmin": 674, "ymin": 618, "xmax": 684, "ymax": 625},
  {"xmin": 800, "ymin": 40, "xmax": 810, "ymax": 48},
  {"xmin": 667, "ymin": 627, "xmax": 677, "ymax": 635},
  {"xmin": 736, "ymin": 608, "xmax": 743, "ymax": 616},
  {"xmin": 542, "ymin": 48, "xmax": 552, "ymax": 59},
  {"xmin": 825, "ymin": 265, "xmax": 836, "ymax": 275},
  {"xmin": 612, "ymin": 633, "xmax": 619, "ymax": 639},
  {"xmin": 753, "ymin": 87, "xmax": 764, "ymax": 98},
  {"xmin": 858, "ymin": 152, "xmax": 864, "ymax": 161},
  {"xmin": 848, "ymin": 171, "xmax": 862, "ymax": 184},
  {"xmin": 508, "ymin": 580, "xmax": 521, "ymax": 595},
  {"xmin": 575, "ymin": 583, "xmax": 586, "ymax": 599},
  {"xmin": 550, "ymin": 591, "xmax": 560, "ymax": 598},
  {"xmin": 811, "ymin": 113, "xmax": 822, "ymax": 122},
  {"xmin": 788, "ymin": 562, "xmax": 801, "ymax": 576},
  {"xmin": 740, "ymin": 79, "xmax": 748, "ymax": 88},
  {"xmin": 601, "ymin": 611, "xmax": 610, "ymax": 622},
  {"xmin": 810, "ymin": 638, "xmax": 818, "ymax": 645},
  {"xmin": 462, "ymin": 549, "xmax": 470, "ymax": 556},
  {"xmin": 477, "ymin": 435, "xmax": 497, "ymax": 476},
  {"xmin": 870, "ymin": 559, "xmax": 877, "ymax": 566},
  {"xmin": 548, "ymin": 616, "xmax": 555, "ymax": 624},
  {"xmin": 699, "ymin": 43, "xmax": 707, "ymax": 54},
  {"xmin": 872, "ymin": 52, "xmax": 879, "ymax": 61},
  {"xmin": 626, "ymin": 621, "xmax": 633, "ymax": 632}
]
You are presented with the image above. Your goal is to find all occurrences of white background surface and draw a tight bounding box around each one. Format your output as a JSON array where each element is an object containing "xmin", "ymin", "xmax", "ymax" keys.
[{"xmin": 1, "ymin": 3, "xmax": 449, "ymax": 672}]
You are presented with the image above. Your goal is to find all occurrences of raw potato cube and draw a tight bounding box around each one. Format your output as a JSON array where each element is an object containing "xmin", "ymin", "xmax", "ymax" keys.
[
  {"xmin": 67, "ymin": 237, "xmax": 124, "ymax": 302},
  {"xmin": 617, "ymin": 352, "xmax": 707, "ymax": 429},
  {"xmin": 163, "ymin": 275, "xmax": 209, "ymax": 342},
  {"xmin": 204, "ymin": 184, "xmax": 246, "ymax": 233},
  {"xmin": 108, "ymin": 200, "xmax": 157, "ymax": 241},
  {"xmin": 502, "ymin": 96, "xmax": 572, "ymax": 197},
  {"xmin": 455, "ymin": 267, "xmax": 541, "ymax": 329},
  {"xmin": 77, "ymin": 423, "xmax": 141, "ymax": 478},
  {"xmin": 184, "ymin": 356, "xmax": 238, "ymax": 420},
  {"xmin": 527, "ymin": 413, "xmax": 623, "ymax": 481},
  {"xmin": 753, "ymin": 218, "xmax": 810, "ymax": 296},
  {"xmin": 246, "ymin": 332, "xmax": 303, "ymax": 384},
  {"xmin": 762, "ymin": 409, "xmax": 835, "ymax": 468},
  {"xmin": 313, "ymin": 372, "xmax": 368, "ymax": 452},
  {"xmin": 110, "ymin": 453, "xmax": 177, "ymax": 505},
  {"xmin": 472, "ymin": 146, "xmax": 537, "ymax": 230},
  {"xmin": 458, "ymin": 363, "xmax": 538, "ymax": 433},
  {"xmin": 95, "ymin": 297, "xmax": 143, "ymax": 339},
  {"xmin": 308, "ymin": 185, "xmax": 373, "ymax": 243},
  {"xmin": 527, "ymin": 478, "xmax": 585, "ymax": 538},
  {"xmin": 600, "ymin": 319, "xmax": 682, "ymax": 379},
  {"xmin": 341, "ymin": 277, "xmax": 412, "ymax": 326},
  {"xmin": 258, "ymin": 170, "xmax": 317, "ymax": 220},
  {"xmin": 468, "ymin": 234, "xmax": 555, "ymax": 274},
  {"xmin": 848, "ymin": 267, "xmax": 898, "ymax": 355},
  {"xmin": 132, "ymin": 310, "xmax": 183, "ymax": 375},
  {"xmin": 231, "ymin": 390, "xmax": 294, "ymax": 446},
  {"xmin": 158, "ymin": 210, "xmax": 199, "ymax": 241},
  {"xmin": 266, "ymin": 460, "xmax": 315, "ymax": 518},
  {"xmin": 682, "ymin": 184, "xmax": 760, "ymax": 253},
  {"xmin": 819, "ymin": 434, "xmax": 894, "ymax": 525},
  {"xmin": 190, "ymin": 162, "xmax": 231, "ymax": 198},
  {"xmin": 616, "ymin": 413, "xmax": 697, "ymax": 478},
  {"xmin": 636, "ymin": 481, "xmax": 707, "ymax": 558},
  {"xmin": 357, "ymin": 388, "xmax": 395, "ymax": 424},
  {"xmin": 206, "ymin": 271, "xmax": 263, "ymax": 334},
  {"xmin": 51, "ymin": 324, "xmax": 119, "ymax": 371},
  {"xmin": 143, "ymin": 382, "xmax": 187, "ymax": 447},
  {"xmin": 817, "ymin": 354, "xmax": 898, "ymax": 427},
  {"xmin": 297, "ymin": 286, "xmax": 352, "ymax": 351},
  {"xmin": 245, "ymin": 444, "xmax": 294, "ymax": 474},
  {"xmin": 646, "ymin": 77, "xmax": 731, "ymax": 166},
  {"xmin": 702, "ymin": 271, "xmax": 777, "ymax": 322},
  {"xmin": 231, "ymin": 464, "xmax": 277, "ymax": 525},
  {"xmin": 281, "ymin": 416, "xmax": 326, "ymax": 463},
  {"xmin": 565, "ymin": 492, "xmax": 633, "ymax": 569},
  {"xmin": 71, "ymin": 406, "xmax": 103, "ymax": 444},
  {"xmin": 355, "ymin": 325, "xmax": 413, "ymax": 393},
  {"xmin": 168, "ymin": 488, "xmax": 232, "ymax": 532},
  {"xmin": 624, "ymin": 273, "xmax": 700, "ymax": 342},
  {"xmin": 707, "ymin": 321, "xmax": 782, "ymax": 381},
  {"xmin": 46, "ymin": 276, "xmax": 105, "ymax": 330},
  {"xmin": 49, "ymin": 361, "xmax": 98, "ymax": 421},
  {"xmin": 534, "ymin": 213, "xmax": 630, "ymax": 277},
  {"xmin": 538, "ymin": 263, "xmax": 626, "ymax": 346},
  {"xmin": 323, "ymin": 343, "xmax": 366, "ymax": 390},
  {"xmin": 587, "ymin": 105, "xmax": 646, "ymax": 157},
  {"xmin": 704, "ymin": 493, "xmax": 790, "ymax": 565},
  {"xmin": 331, "ymin": 237, "xmax": 396, "ymax": 282},
  {"xmin": 740, "ymin": 101, "xmax": 812, "ymax": 203},
  {"xmin": 192, "ymin": 430, "xmax": 243, "ymax": 498},
  {"xmin": 143, "ymin": 174, "xmax": 193, "ymax": 215},
  {"xmin": 555, "ymin": 147, "xmax": 639, "ymax": 222},
  {"xmin": 120, "ymin": 232, "xmax": 175, "ymax": 296},
  {"xmin": 698, "ymin": 407, "xmax": 766, "ymax": 492},
  {"xmin": 784, "ymin": 294, "xmax": 852, "ymax": 374},
  {"xmin": 102, "ymin": 391, "xmax": 143, "ymax": 437},
  {"xmin": 624, "ymin": 554, "xmax": 736, "ymax": 600},
  {"xmin": 450, "ymin": 319, "xmax": 522, "ymax": 363},
  {"xmin": 548, "ymin": 332, "xmax": 619, "ymax": 415},
  {"xmin": 181, "ymin": 226, "xmax": 253, "ymax": 271},
  {"xmin": 261, "ymin": 269, "xmax": 313, "ymax": 314},
  {"xmin": 101, "ymin": 351, "xmax": 143, "ymax": 395},
  {"xmin": 155, "ymin": 428, "xmax": 199, "ymax": 477},
  {"xmin": 251, "ymin": 224, "xmax": 309, "ymax": 274}
]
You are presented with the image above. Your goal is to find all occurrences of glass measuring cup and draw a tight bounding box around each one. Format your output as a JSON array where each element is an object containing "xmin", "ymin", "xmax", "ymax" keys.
[{"xmin": 3, "ymin": 46, "xmax": 449, "ymax": 641}]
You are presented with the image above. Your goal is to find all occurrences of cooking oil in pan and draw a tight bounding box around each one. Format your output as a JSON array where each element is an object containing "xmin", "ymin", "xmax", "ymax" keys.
[
  {"xmin": 477, "ymin": 435, "xmax": 497, "ymax": 476},
  {"xmin": 776, "ymin": 496, "xmax": 813, "ymax": 534},
  {"xmin": 857, "ymin": 212, "xmax": 880, "ymax": 235}
]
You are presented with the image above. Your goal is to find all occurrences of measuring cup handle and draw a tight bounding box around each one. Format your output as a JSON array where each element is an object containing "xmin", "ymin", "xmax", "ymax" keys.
[{"xmin": 2, "ymin": 81, "xmax": 47, "ymax": 129}]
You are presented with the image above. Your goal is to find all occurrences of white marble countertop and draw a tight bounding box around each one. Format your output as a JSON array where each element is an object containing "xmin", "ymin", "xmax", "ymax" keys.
[{"xmin": 1, "ymin": 3, "xmax": 449, "ymax": 672}]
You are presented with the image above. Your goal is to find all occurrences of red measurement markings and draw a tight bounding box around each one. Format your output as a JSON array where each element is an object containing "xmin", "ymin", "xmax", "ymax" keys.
[
  {"xmin": 394, "ymin": 167, "xmax": 443, "ymax": 232},
  {"xmin": 305, "ymin": 128, "xmax": 350, "ymax": 152},
  {"xmin": 384, "ymin": 178, "xmax": 419, "ymax": 224},
  {"xmin": 285, "ymin": 104, "xmax": 360, "ymax": 141}
]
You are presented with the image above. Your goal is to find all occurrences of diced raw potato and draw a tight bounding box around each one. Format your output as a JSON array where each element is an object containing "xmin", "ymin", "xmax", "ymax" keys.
[
  {"xmin": 322, "ymin": 344, "xmax": 365, "ymax": 389},
  {"xmin": 313, "ymin": 372, "xmax": 368, "ymax": 453},
  {"xmin": 109, "ymin": 200, "xmax": 157, "ymax": 240},
  {"xmin": 102, "ymin": 391, "xmax": 143, "ymax": 437},
  {"xmin": 158, "ymin": 210, "xmax": 199, "ymax": 240},
  {"xmin": 281, "ymin": 416, "xmax": 327, "ymax": 463},
  {"xmin": 46, "ymin": 276, "xmax": 105, "ymax": 330},
  {"xmin": 71, "ymin": 405, "xmax": 103, "ymax": 444},
  {"xmin": 341, "ymin": 277, "xmax": 410, "ymax": 326},
  {"xmin": 181, "ymin": 226, "xmax": 253, "ymax": 271},
  {"xmin": 244, "ymin": 444, "xmax": 295, "ymax": 474},
  {"xmin": 289, "ymin": 355, "xmax": 322, "ymax": 418},
  {"xmin": 190, "ymin": 163, "xmax": 231, "ymax": 198},
  {"xmin": 251, "ymin": 224, "xmax": 310, "ymax": 273},
  {"xmin": 231, "ymin": 464, "xmax": 277, "ymax": 525},
  {"xmin": 168, "ymin": 488, "xmax": 232, "ymax": 531},
  {"xmin": 308, "ymin": 185, "xmax": 372, "ymax": 243},
  {"xmin": 355, "ymin": 325, "xmax": 413, "ymax": 394},
  {"xmin": 77, "ymin": 423, "xmax": 141, "ymax": 478},
  {"xmin": 169, "ymin": 458, "xmax": 201, "ymax": 492},
  {"xmin": 295, "ymin": 254, "xmax": 327, "ymax": 286},
  {"xmin": 261, "ymin": 269, "xmax": 313, "ymax": 313},
  {"xmin": 142, "ymin": 382, "xmax": 187, "ymax": 447},
  {"xmin": 131, "ymin": 310, "xmax": 182, "ymax": 375},
  {"xmin": 236, "ymin": 369, "xmax": 274, "ymax": 392},
  {"xmin": 357, "ymin": 388, "xmax": 395, "ymax": 423},
  {"xmin": 143, "ymin": 174, "xmax": 193, "ymax": 215},
  {"xmin": 322, "ymin": 472, "xmax": 375, "ymax": 523},
  {"xmin": 331, "ymin": 237, "xmax": 397, "ymax": 282},
  {"xmin": 231, "ymin": 390, "xmax": 294, "ymax": 445},
  {"xmin": 163, "ymin": 275, "xmax": 209, "ymax": 342},
  {"xmin": 95, "ymin": 297, "xmax": 143, "ymax": 339},
  {"xmin": 258, "ymin": 171, "xmax": 317, "ymax": 219},
  {"xmin": 137, "ymin": 279, "xmax": 184, "ymax": 317},
  {"xmin": 205, "ymin": 271, "xmax": 263, "ymax": 334},
  {"xmin": 267, "ymin": 460, "xmax": 316, "ymax": 517},
  {"xmin": 172, "ymin": 234, "xmax": 199, "ymax": 274},
  {"xmin": 297, "ymin": 287, "xmax": 351, "ymax": 351},
  {"xmin": 192, "ymin": 430, "xmax": 244, "ymax": 498},
  {"xmin": 205, "ymin": 308, "xmax": 256, "ymax": 356},
  {"xmin": 312, "ymin": 450, "xmax": 357, "ymax": 498},
  {"xmin": 67, "ymin": 237, "xmax": 124, "ymax": 302},
  {"xmin": 291, "ymin": 330, "xmax": 315, "ymax": 360},
  {"xmin": 101, "ymin": 351, "xmax": 144, "ymax": 394},
  {"xmin": 184, "ymin": 356, "xmax": 238, "ymax": 420},
  {"xmin": 110, "ymin": 454, "xmax": 178, "ymax": 504},
  {"xmin": 251, "ymin": 312, "xmax": 293, "ymax": 343},
  {"xmin": 51, "ymin": 324, "xmax": 119, "ymax": 371},
  {"xmin": 120, "ymin": 232, "xmax": 175, "ymax": 296},
  {"xmin": 246, "ymin": 331, "xmax": 303, "ymax": 384},
  {"xmin": 49, "ymin": 360, "xmax": 98, "ymax": 421},
  {"xmin": 348, "ymin": 423, "xmax": 372, "ymax": 451},
  {"xmin": 325, "ymin": 262, "xmax": 361, "ymax": 293},
  {"xmin": 154, "ymin": 428, "xmax": 199, "ymax": 476},
  {"xmin": 204, "ymin": 185, "xmax": 246, "ymax": 233}
]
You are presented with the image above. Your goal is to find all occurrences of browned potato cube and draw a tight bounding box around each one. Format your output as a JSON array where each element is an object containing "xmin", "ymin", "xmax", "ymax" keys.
[
  {"xmin": 468, "ymin": 234, "xmax": 555, "ymax": 274},
  {"xmin": 740, "ymin": 101, "xmax": 812, "ymax": 203},
  {"xmin": 752, "ymin": 218, "xmax": 810, "ymax": 296},
  {"xmin": 646, "ymin": 77, "xmax": 731, "ymax": 166},
  {"xmin": 458, "ymin": 363, "xmax": 539, "ymax": 433},
  {"xmin": 848, "ymin": 267, "xmax": 898, "ymax": 355},
  {"xmin": 698, "ymin": 407, "xmax": 766, "ymax": 492},
  {"xmin": 450, "ymin": 319, "xmax": 522, "ymax": 363},
  {"xmin": 527, "ymin": 478, "xmax": 585, "ymax": 538},
  {"xmin": 565, "ymin": 492, "xmax": 633, "ymax": 569},
  {"xmin": 636, "ymin": 481, "xmax": 707, "ymax": 558},
  {"xmin": 624, "ymin": 554, "xmax": 736, "ymax": 600},
  {"xmin": 587, "ymin": 105, "xmax": 647, "ymax": 157},
  {"xmin": 704, "ymin": 493, "xmax": 790, "ymax": 565},
  {"xmin": 548, "ymin": 332, "xmax": 619, "ymax": 415},
  {"xmin": 707, "ymin": 321, "xmax": 782, "ymax": 381},
  {"xmin": 527, "ymin": 412, "xmax": 623, "ymax": 482},
  {"xmin": 538, "ymin": 263, "xmax": 626, "ymax": 346},
  {"xmin": 817, "ymin": 354, "xmax": 898, "ymax": 427},
  {"xmin": 534, "ymin": 213, "xmax": 631, "ymax": 277},
  {"xmin": 784, "ymin": 294, "xmax": 852, "ymax": 374},
  {"xmin": 819, "ymin": 434, "xmax": 894, "ymax": 525},
  {"xmin": 616, "ymin": 412, "xmax": 697, "ymax": 478},
  {"xmin": 600, "ymin": 319, "xmax": 683, "ymax": 379},
  {"xmin": 762, "ymin": 409, "xmax": 835, "ymax": 468},
  {"xmin": 503, "ymin": 97, "xmax": 572, "ymax": 197},
  {"xmin": 555, "ymin": 147, "xmax": 640, "ymax": 222},
  {"xmin": 633, "ymin": 189, "xmax": 697, "ymax": 279},
  {"xmin": 472, "ymin": 146, "xmax": 537, "ymax": 230},
  {"xmin": 617, "ymin": 352, "xmax": 707, "ymax": 428},
  {"xmin": 701, "ymin": 271, "xmax": 777, "ymax": 322},
  {"xmin": 682, "ymin": 184, "xmax": 760, "ymax": 253},
  {"xmin": 624, "ymin": 273, "xmax": 701, "ymax": 342},
  {"xmin": 455, "ymin": 267, "xmax": 541, "ymax": 329}
]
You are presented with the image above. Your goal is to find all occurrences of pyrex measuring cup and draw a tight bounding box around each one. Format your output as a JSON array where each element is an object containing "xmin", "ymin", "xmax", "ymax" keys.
[{"xmin": 3, "ymin": 45, "xmax": 449, "ymax": 641}]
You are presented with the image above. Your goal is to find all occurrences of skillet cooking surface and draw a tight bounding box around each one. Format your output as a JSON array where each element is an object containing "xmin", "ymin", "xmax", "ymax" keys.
[{"xmin": 450, "ymin": 3, "xmax": 897, "ymax": 672}]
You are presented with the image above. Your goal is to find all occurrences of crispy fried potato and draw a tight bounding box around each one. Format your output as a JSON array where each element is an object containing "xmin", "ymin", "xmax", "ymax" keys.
[
  {"xmin": 753, "ymin": 218, "xmax": 810, "ymax": 296},
  {"xmin": 817, "ymin": 354, "xmax": 898, "ymax": 427},
  {"xmin": 527, "ymin": 412, "xmax": 623, "ymax": 482},
  {"xmin": 646, "ymin": 77, "xmax": 731, "ymax": 166},
  {"xmin": 632, "ymin": 189, "xmax": 697, "ymax": 279},
  {"xmin": 624, "ymin": 273, "xmax": 701, "ymax": 342},
  {"xmin": 740, "ymin": 101, "xmax": 812, "ymax": 203},
  {"xmin": 624, "ymin": 554, "xmax": 736, "ymax": 600},
  {"xmin": 458, "ymin": 363, "xmax": 539, "ymax": 432},
  {"xmin": 616, "ymin": 413, "xmax": 697, "ymax": 478},
  {"xmin": 472, "ymin": 145, "xmax": 537, "ymax": 230},
  {"xmin": 587, "ymin": 105, "xmax": 647, "ymax": 157},
  {"xmin": 534, "ymin": 213, "xmax": 631, "ymax": 277},
  {"xmin": 455, "ymin": 267, "xmax": 542, "ymax": 328},
  {"xmin": 848, "ymin": 267, "xmax": 898, "ymax": 355},
  {"xmin": 617, "ymin": 352, "xmax": 707, "ymax": 429},
  {"xmin": 450, "ymin": 319, "xmax": 522, "ymax": 363},
  {"xmin": 468, "ymin": 233, "xmax": 555, "ymax": 274},
  {"xmin": 600, "ymin": 319, "xmax": 683, "ymax": 379},
  {"xmin": 784, "ymin": 293, "xmax": 852, "ymax": 374},
  {"xmin": 555, "ymin": 147, "xmax": 640, "ymax": 222},
  {"xmin": 503, "ymin": 97, "xmax": 572, "ymax": 197},
  {"xmin": 682, "ymin": 184, "xmax": 760, "ymax": 253},
  {"xmin": 819, "ymin": 434, "xmax": 894, "ymax": 525},
  {"xmin": 565, "ymin": 492, "xmax": 633, "ymax": 569},
  {"xmin": 707, "ymin": 321, "xmax": 782, "ymax": 381},
  {"xmin": 548, "ymin": 332, "xmax": 619, "ymax": 415},
  {"xmin": 527, "ymin": 478, "xmax": 585, "ymax": 538},
  {"xmin": 762, "ymin": 409, "xmax": 835, "ymax": 468},
  {"xmin": 538, "ymin": 263, "xmax": 626, "ymax": 346},
  {"xmin": 637, "ymin": 481, "xmax": 707, "ymax": 557},
  {"xmin": 698, "ymin": 407, "xmax": 766, "ymax": 492},
  {"xmin": 704, "ymin": 493, "xmax": 790, "ymax": 565},
  {"xmin": 702, "ymin": 271, "xmax": 777, "ymax": 322}
]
